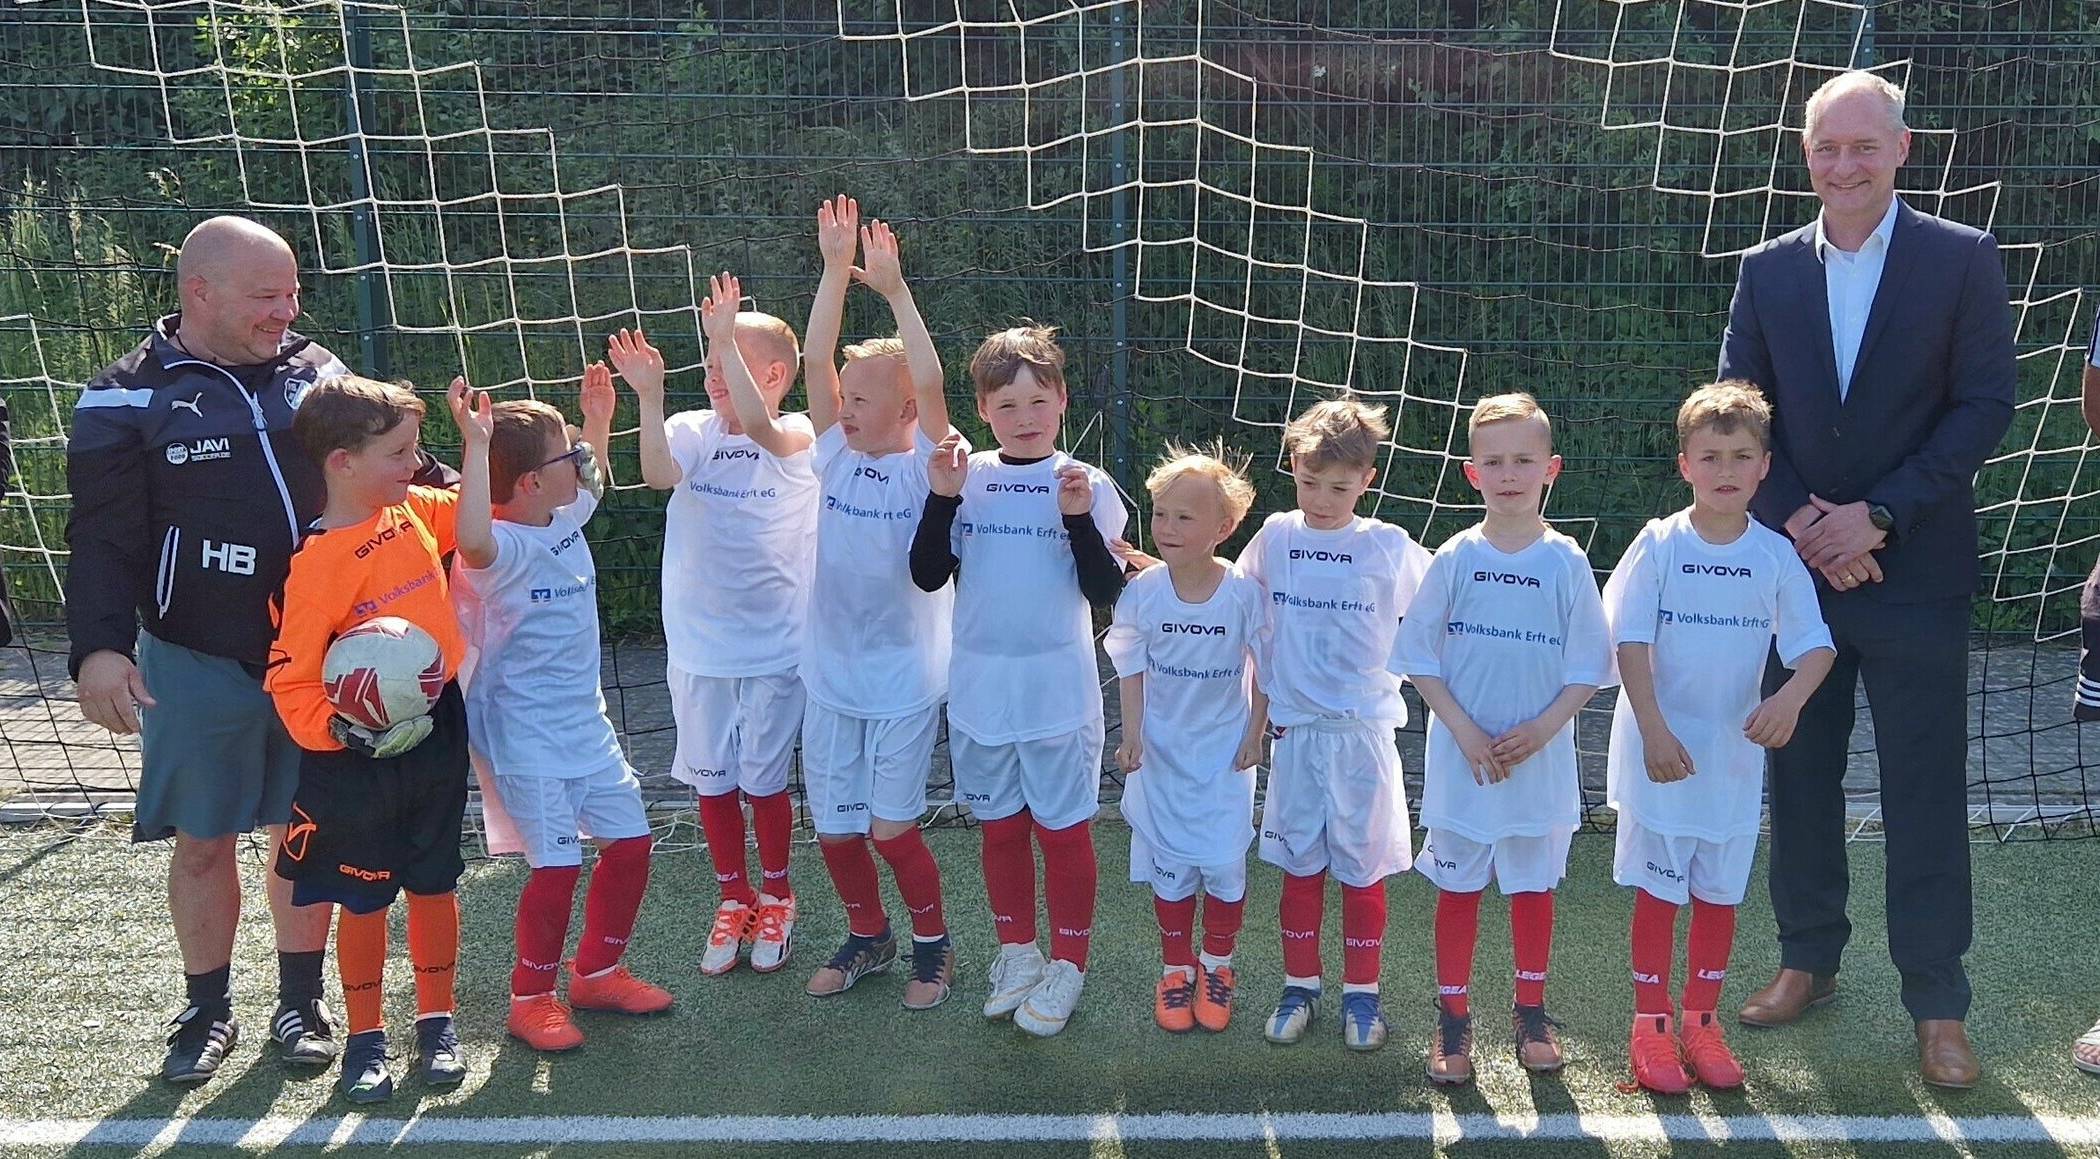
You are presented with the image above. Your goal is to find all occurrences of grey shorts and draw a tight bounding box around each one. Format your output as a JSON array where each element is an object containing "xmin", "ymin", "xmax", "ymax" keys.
[{"xmin": 132, "ymin": 631, "xmax": 302, "ymax": 844}]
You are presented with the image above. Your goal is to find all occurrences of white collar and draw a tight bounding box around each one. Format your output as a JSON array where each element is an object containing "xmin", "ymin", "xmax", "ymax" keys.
[{"xmin": 1814, "ymin": 196, "xmax": 1900, "ymax": 263}]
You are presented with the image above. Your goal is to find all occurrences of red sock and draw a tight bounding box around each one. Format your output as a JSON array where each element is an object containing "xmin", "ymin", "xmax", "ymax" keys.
[
  {"xmin": 1510, "ymin": 889, "xmax": 1555, "ymax": 1007},
  {"xmin": 819, "ymin": 836, "xmax": 890, "ymax": 938},
  {"xmin": 1434, "ymin": 889, "xmax": 1483, "ymax": 1016},
  {"xmin": 1682, "ymin": 897, "xmax": 1737, "ymax": 1013},
  {"xmin": 1034, "ymin": 818, "xmax": 1097, "ymax": 970},
  {"xmin": 1631, "ymin": 889, "xmax": 1678, "ymax": 1016},
  {"xmin": 1340, "ymin": 881, "xmax": 1388, "ymax": 986},
  {"xmin": 873, "ymin": 829, "xmax": 946, "ymax": 939},
  {"xmin": 576, "ymin": 836, "xmax": 651, "ymax": 976},
  {"xmin": 696, "ymin": 791, "xmax": 755, "ymax": 906},
  {"xmin": 1155, "ymin": 895, "xmax": 1197, "ymax": 969},
  {"xmin": 746, "ymin": 789, "xmax": 795, "ymax": 900},
  {"xmin": 979, "ymin": 813, "xmax": 1037, "ymax": 945},
  {"xmin": 1201, "ymin": 893, "xmax": 1244, "ymax": 960},
  {"xmin": 512, "ymin": 865, "xmax": 581, "ymax": 996},
  {"xmin": 1279, "ymin": 871, "xmax": 1325, "ymax": 979}
]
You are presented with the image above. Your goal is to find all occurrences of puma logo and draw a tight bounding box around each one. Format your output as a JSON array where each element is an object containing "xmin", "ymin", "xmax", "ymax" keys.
[{"xmin": 170, "ymin": 392, "xmax": 204, "ymax": 418}]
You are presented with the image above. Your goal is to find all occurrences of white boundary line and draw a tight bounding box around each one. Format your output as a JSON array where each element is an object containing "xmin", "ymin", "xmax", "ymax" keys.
[{"xmin": 6, "ymin": 1111, "xmax": 2100, "ymax": 1148}]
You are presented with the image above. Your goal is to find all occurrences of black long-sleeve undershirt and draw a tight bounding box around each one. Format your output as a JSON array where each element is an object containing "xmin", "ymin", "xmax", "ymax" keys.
[
  {"xmin": 907, "ymin": 453, "xmax": 1127, "ymax": 607},
  {"xmin": 910, "ymin": 491, "xmax": 962, "ymax": 592}
]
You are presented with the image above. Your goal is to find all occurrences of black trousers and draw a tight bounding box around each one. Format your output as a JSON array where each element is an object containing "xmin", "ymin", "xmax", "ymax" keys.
[{"xmin": 1762, "ymin": 593, "xmax": 1972, "ymax": 1022}]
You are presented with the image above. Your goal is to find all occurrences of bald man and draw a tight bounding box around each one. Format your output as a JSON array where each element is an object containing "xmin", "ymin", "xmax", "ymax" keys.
[{"xmin": 64, "ymin": 217, "xmax": 452, "ymax": 1084}]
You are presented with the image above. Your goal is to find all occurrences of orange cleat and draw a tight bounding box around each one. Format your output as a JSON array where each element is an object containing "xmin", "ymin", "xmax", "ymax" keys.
[
  {"xmin": 1194, "ymin": 965, "xmax": 1236, "ymax": 1033},
  {"xmin": 569, "ymin": 964, "xmax": 675, "ymax": 1016},
  {"xmin": 507, "ymin": 992, "xmax": 584, "ymax": 1053},
  {"xmin": 1630, "ymin": 1012, "xmax": 1692, "ymax": 1095},
  {"xmin": 1155, "ymin": 969, "xmax": 1197, "ymax": 1033},
  {"xmin": 1680, "ymin": 1010, "xmax": 1745, "ymax": 1090}
]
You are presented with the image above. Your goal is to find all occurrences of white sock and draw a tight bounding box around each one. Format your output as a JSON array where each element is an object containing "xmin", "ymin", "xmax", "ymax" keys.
[
  {"xmin": 1199, "ymin": 951, "xmax": 1232, "ymax": 972},
  {"xmin": 1285, "ymin": 974, "xmax": 1322, "ymax": 993},
  {"xmin": 1343, "ymin": 982, "xmax": 1379, "ymax": 996}
]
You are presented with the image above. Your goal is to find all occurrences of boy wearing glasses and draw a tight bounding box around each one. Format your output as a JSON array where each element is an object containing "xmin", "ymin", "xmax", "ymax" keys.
[{"xmin": 453, "ymin": 363, "xmax": 674, "ymax": 1053}]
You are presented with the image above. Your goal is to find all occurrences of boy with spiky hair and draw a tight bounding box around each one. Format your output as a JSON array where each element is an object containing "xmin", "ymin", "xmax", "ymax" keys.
[
  {"xmin": 911, "ymin": 323, "xmax": 1129, "ymax": 1037},
  {"xmin": 792, "ymin": 196, "xmax": 960, "ymax": 1009},
  {"xmin": 452, "ymin": 363, "xmax": 675, "ymax": 1054},
  {"xmin": 1236, "ymin": 395, "xmax": 1432, "ymax": 1053},
  {"xmin": 1106, "ymin": 442, "xmax": 1269, "ymax": 1034},
  {"xmin": 1394, "ymin": 392, "xmax": 1612, "ymax": 1085},
  {"xmin": 1604, "ymin": 381, "xmax": 1833, "ymax": 1094},
  {"xmin": 612, "ymin": 287, "xmax": 817, "ymax": 980}
]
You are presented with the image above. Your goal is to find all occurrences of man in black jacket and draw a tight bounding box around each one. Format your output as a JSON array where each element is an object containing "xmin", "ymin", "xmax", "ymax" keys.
[
  {"xmin": 1716, "ymin": 72, "xmax": 2015, "ymax": 1088},
  {"xmin": 67, "ymin": 216, "xmax": 394, "ymax": 1084}
]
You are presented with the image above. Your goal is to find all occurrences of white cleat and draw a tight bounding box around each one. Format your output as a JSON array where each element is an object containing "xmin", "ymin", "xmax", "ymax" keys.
[
  {"xmin": 1014, "ymin": 959, "xmax": 1086, "ymax": 1037},
  {"xmin": 699, "ymin": 899, "xmax": 752, "ymax": 976},
  {"xmin": 749, "ymin": 893, "xmax": 797, "ymax": 973},
  {"xmin": 982, "ymin": 942, "xmax": 1047, "ymax": 1020}
]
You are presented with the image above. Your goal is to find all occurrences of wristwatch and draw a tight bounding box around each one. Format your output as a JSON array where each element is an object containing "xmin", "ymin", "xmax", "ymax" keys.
[{"xmin": 1866, "ymin": 503, "xmax": 1895, "ymax": 534}]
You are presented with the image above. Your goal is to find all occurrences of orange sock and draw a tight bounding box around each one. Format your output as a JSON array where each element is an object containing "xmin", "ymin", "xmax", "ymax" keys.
[
  {"xmin": 406, "ymin": 891, "xmax": 460, "ymax": 1020},
  {"xmin": 337, "ymin": 907, "xmax": 390, "ymax": 1035}
]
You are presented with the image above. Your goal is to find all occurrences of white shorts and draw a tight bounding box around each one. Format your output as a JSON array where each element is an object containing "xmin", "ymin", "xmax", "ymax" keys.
[
  {"xmin": 1612, "ymin": 818, "xmax": 1757, "ymax": 906},
  {"xmin": 1415, "ymin": 827, "xmax": 1573, "ymax": 896},
  {"xmin": 1257, "ymin": 721, "xmax": 1413, "ymax": 888},
  {"xmin": 1129, "ymin": 826, "xmax": 1248, "ymax": 904},
  {"xmin": 801, "ymin": 702, "xmax": 942, "ymax": 835},
  {"xmin": 949, "ymin": 719, "xmax": 1104, "ymax": 832},
  {"xmin": 474, "ymin": 754, "xmax": 652, "ymax": 869},
  {"xmin": 667, "ymin": 665, "xmax": 805, "ymax": 799}
]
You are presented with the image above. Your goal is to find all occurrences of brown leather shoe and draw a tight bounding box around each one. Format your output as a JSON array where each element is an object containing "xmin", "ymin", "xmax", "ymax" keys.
[
  {"xmin": 1737, "ymin": 968, "xmax": 1837, "ymax": 1027},
  {"xmin": 1917, "ymin": 1020, "xmax": 1980, "ymax": 1089}
]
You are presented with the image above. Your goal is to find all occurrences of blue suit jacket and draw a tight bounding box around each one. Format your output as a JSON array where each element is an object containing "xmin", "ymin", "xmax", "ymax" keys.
[{"xmin": 1718, "ymin": 200, "xmax": 2016, "ymax": 602}]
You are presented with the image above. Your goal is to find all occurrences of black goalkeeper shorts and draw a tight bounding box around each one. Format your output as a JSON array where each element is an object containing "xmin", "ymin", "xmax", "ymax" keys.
[
  {"xmin": 2081, "ymin": 558, "xmax": 2100, "ymax": 722},
  {"xmin": 275, "ymin": 682, "xmax": 469, "ymax": 913}
]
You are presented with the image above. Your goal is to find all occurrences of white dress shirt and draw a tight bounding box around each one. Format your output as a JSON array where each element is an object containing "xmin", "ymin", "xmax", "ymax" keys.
[{"xmin": 1813, "ymin": 196, "xmax": 1900, "ymax": 401}]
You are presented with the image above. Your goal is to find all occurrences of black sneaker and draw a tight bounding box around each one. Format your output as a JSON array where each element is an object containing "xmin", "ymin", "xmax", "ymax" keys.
[
  {"xmin": 414, "ymin": 1015, "xmax": 466, "ymax": 1087},
  {"xmin": 162, "ymin": 1004, "xmax": 239, "ymax": 1086},
  {"xmin": 338, "ymin": 1029, "xmax": 394, "ymax": 1104},
  {"xmin": 271, "ymin": 998, "xmax": 338, "ymax": 1070},
  {"xmin": 804, "ymin": 931, "xmax": 898, "ymax": 997}
]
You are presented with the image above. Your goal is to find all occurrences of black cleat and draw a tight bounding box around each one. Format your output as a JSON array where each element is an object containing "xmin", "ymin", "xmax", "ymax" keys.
[
  {"xmin": 414, "ymin": 1015, "xmax": 466, "ymax": 1087},
  {"xmin": 338, "ymin": 1029, "xmax": 394, "ymax": 1104},
  {"xmin": 162, "ymin": 1004, "xmax": 240, "ymax": 1086},
  {"xmin": 271, "ymin": 998, "xmax": 338, "ymax": 1071}
]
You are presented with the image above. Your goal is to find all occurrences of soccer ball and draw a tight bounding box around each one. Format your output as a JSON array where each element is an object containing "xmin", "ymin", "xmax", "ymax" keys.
[{"xmin": 323, "ymin": 617, "xmax": 445, "ymax": 731}]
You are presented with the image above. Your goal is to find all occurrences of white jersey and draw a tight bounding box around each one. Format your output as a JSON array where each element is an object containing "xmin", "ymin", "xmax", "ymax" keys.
[
  {"xmin": 804, "ymin": 425, "xmax": 959, "ymax": 718},
  {"xmin": 1603, "ymin": 510, "xmax": 1832, "ymax": 840},
  {"xmin": 1393, "ymin": 525, "xmax": 1612, "ymax": 842},
  {"xmin": 660, "ymin": 410, "xmax": 819, "ymax": 677},
  {"xmin": 947, "ymin": 450, "xmax": 1128, "ymax": 745},
  {"xmin": 452, "ymin": 490, "xmax": 624, "ymax": 780},
  {"xmin": 1235, "ymin": 511, "xmax": 1431, "ymax": 727},
  {"xmin": 1103, "ymin": 566, "xmax": 1266, "ymax": 867}
]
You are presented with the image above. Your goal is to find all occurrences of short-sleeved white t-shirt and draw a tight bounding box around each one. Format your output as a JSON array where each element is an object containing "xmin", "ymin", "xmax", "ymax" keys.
[
  {"xmin": 1234, "ymin": 511, "xmax": 1432, "ymax": 728},
  {"xmin": 947, "ymin": 450, "xmax": 1128, "ymax": 745},
  {"xmin": 452, "ymin": 490, "xmax": 624, "ymax": 780},
  {"xmin": 1392, "ymin": 526, "xmax": 1612, "ymax": 842},
  {"xmin": 804, "ymin": 424, "xmax": 960, "ymax": 718},
  {"xmin": 1103, "ymin": 566, "xmax": 1267, "ymax": 866},
  {"xmin": 659, "ymin": 410, "xmax": 819, "ymax": 678},
  {"xmin": 1602, "ymin": 510, "xmax": 1833, "ymax": 840}
]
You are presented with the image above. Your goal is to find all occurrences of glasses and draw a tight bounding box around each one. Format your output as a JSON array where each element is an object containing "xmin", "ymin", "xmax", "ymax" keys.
[
  {"xmin": 534, "ymin": 443, "xmax": 589, "ymax": 473},
  {"xmin": 533, "ymin": 439, "xmax": 604, "ymax": 500}
]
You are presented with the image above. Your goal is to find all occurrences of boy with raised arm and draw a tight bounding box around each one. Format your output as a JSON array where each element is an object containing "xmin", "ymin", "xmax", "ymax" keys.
[
  {"xmin": 1393, "ymin": 392, "xmax": 1612, "ymax": 1085},
  {"xmin": 609, "ymin": 290, "xmax": 817, "ymax": 979},
  {"xmin": 792, "ymin": 197, "xmax": 961, "ymax": 1008}
]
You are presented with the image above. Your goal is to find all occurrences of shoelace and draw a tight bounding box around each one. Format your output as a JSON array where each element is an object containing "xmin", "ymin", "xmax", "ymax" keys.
[
  {"xmin": 1680, "ymin": 1020, "xmax": 1734, "ymax": 1070},
  {"xmin": 166, "ymin": 1005, "xmax": 230, "ymax": 1048},
  {"xmin": 910, "ymin": 940, "xmax": 952, "ymax": 984},
  {"xmin": 709, "ymin": 906, "xmax": 752, "ymax": 945},
  {"xmin": 1160, "ymin": 976, "xmax": 1195, "ymax": 1010},
  {"xmin": 755, "ymin": 904, "xmax": 790, "ymax": 941},
  {"xmin": 1201, "ymin": 969, "xmax": 1233, "ymax": 1006},
  {"xmin": 1514, "ymin": 1004, "xmax": 1564, "ymax": 1048},
  {"xmin": 826, "ymin": 935, "xmax": 886, "ymax": 974},
  {"xmin": 1275, "ymin": 987, "xmax": 1317, "ymax": 1018},
  {"xmin": 1435, "ymin": 1004, "xmax": 1473, "ymax": 1058},
  {"xmin": 1341, "ymin": 992, "xmax": 1382, "ymax": 1025}
]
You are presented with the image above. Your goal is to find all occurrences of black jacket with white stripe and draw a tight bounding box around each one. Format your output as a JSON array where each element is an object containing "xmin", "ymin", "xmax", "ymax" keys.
[{"xmin": 63, "ymin": 315, "xmax": 450, "ymax": 679}]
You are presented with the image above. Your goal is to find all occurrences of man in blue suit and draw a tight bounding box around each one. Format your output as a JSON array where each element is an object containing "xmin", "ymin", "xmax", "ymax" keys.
[{"xmin": 1718, "ymin": 70, "xmax": 2014, "ymax": 1088}]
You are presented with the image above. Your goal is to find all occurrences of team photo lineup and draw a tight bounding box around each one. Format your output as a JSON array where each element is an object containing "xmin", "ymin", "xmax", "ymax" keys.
[{"xmin": 53, "ymin": 58, "xmax": 2100, "ymax": 1126}]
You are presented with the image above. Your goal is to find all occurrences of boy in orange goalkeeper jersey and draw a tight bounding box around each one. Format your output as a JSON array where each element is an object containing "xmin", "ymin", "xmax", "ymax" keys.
[{"xmin": 267, "ymin": 374, "xmax": 491, "ymax": 1104}]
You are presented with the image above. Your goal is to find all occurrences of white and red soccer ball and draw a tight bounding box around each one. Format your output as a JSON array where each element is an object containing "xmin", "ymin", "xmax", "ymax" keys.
[{"xmin": 323, "ymin": 616, "xmax": 444, "ymax": 731}]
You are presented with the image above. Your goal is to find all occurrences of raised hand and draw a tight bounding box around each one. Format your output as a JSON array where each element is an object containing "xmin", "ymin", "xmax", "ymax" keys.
[
  {"xmin": 1056, "ymin": 464, "xmax": 1093, "ymax": 516},
  {"xmin": 700, "ymin": 272, "xmax": 742, "ymax": 349},
  {"xmin": 852, "ymin": 219, "xmax": 905, "ymax": 297},
  {"xmin": 607, "ymin": 328, "xmax": 665, "ymax": 402},
  {"xmin": 928, "ymin": 432, "xmax": 968, "ymax": 497},
  {"xmin": 818, "ymin": 195, "xmax": 860, "ymax": 270},
  {"xmin": 446, "ymin": 376, "xmax": 492, "ymax": 446},
  {"xmin": 580, "ymin": 360, "xmax": 616, "ymax": 426}
]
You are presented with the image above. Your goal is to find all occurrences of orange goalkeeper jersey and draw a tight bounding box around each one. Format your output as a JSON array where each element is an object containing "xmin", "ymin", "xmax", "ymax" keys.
[{"xmin": 267, "ymin": 485, "xmax": 466, "ymax": 752}]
